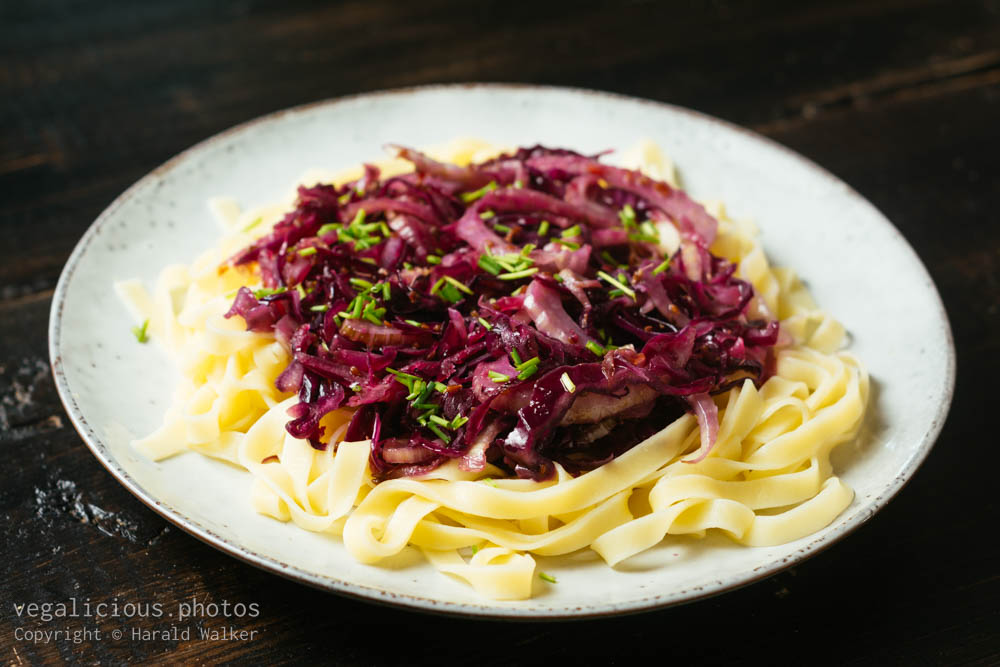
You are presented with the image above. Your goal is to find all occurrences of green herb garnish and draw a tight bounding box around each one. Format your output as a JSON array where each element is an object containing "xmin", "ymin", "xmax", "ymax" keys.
[
  {"xmin": 653, "ymin": 257, "xmax": 671, "ymax": 275},
  {"xmin": 131, "ymin": 319, "xmax": 150, "ymax": 343},
  {"xmin": 253, "ymin": 286, "xmax": 288, "ymax": 299},
  {"xmin": 242, "ymin": 217, "xmax": 263, "ymax": 233},
  {"xmin": 597, "ymin": 270, "xmax": 636, "ymax": 300},
  {"xmin": 460, "ymin": 181, "xmax": 498, "ymax": 203},
  {"xmin": 498, "ymin": 267, "xmax": 539, "ymax": 281}
]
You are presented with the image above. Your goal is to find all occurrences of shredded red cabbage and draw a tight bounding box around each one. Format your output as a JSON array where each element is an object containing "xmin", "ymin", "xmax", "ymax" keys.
[{"xmin": 224, "ymin": 145, "xmax": 779, "ymax": 481}]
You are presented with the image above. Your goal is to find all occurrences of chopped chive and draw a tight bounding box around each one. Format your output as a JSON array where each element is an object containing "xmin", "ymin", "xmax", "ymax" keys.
[
  {"xmin": 428, "ymin": 423, "xmax": 452, "ymax": 443},
  {"xmin": 515, "ymin": 356, "xmax": 539, "ymax": 370},
  {"xmin": 309, "ymin": 304, "xmax": 330, "ymax": 312},
  {"xmin": 619, "ymin": 204, "xmax": 636, "ymax": 227},
  {"xmin": 450, "ymin": 415, "xmax": 469, "ymax": 429},
  {"xmin": 561, "ymin": 224, "xmax": 582, "ymax": 238},
  {"xmin": 653, "ymin": 257, "xmax": 671, "ymax": 275},
  {"xmin": 429, "ymin": 414, "xmax": 451, "ymax": 427},
  {"xmin": 498, "ymin": 267, "xmax": 539, "ymax": 281},
  {"xmin": 381, "ymin": 282, "xmax": 391, "ymax": 300},
  {"xmin": 597, "ymin": 270, "xmax": 636, "ymax": 300},
  {"xmin": 296, "ymin": 284, "xmax": 307, "ymax": 299},
  {"xmin": 131, "ymin": 319, "xmax": 150, "ymax": 343},
  {"xmin": 350, "ymin": 277, "xmax": 373, "ymax": 291},
  {"xmin": 478, "ymin": 254, "xmax": 502, "ymax": 276},
  {"xmin": 253, "ymin": 286, "xmax": 288, "ymax": 299},
  {"xmin": 510, "ymin": 349, "xmax": 523, "ymax": 366},
  {"xmin": 479, "ymin": 210, "xmax": 495, "ymax": 220},
  {"xmin": 538, "ymin": 220, "xmax": 550, "ymax": 236},
  {"xmin": 434, "ymin": 381, "xmax": 449, "ymax": 393},
  {"xmin": 406, "ymin": 379, "xmax": 426, "ymax": 401},
  {"xmin": 460, "ymin": 180, "xmax": 498, "ymax": 203},
  {"xmin": 554, "ymin": 239, "xmax": 581, "ymax": 250},
  {"xmin": 560, "ymin": 372, "xmax": 576, "ymax": 393},
  {"xmin": 443, "ymin": 275, "xmax": 473, "ymax": 295},
  {"xmin": 298, "ymin": 246, "xmax": 318, "ymax": 257},
  {"xmin": 440, "ymin": 284, "xmax": 463, "ymax": 303},
  {"xmin": 511, "ymin": 285, "xmax": 527, "ymax": 297},
  {"xmin": 242, "ymin": 217, "xmax": 263, "ymax": 232},
  {"xmin": 404, "ymin": 319, "xmax": 422, "ymax": 327},
  {"xmin": 539, "ymin": 572, "xmax": 557, "ymax": 584},
  {"xmin": 608, "ymin": 288, "xmax": 624, "ymax": 298},
  {"xmin": 488, "ymin": 371, "xmax": 511, "ymax": 383},
  {"xmin": 513, "ymin": 179, "xmax": 524, "ymax": 189},
  {"xmin": 417, "ymin": 381, "xmax": 434, "ymax": 404},
  {"xmin": 318, "ymin": 223, "xmax": 340, "ymax": 236},
  {"xmin": 481, "ymin": 477, "xmax": 498, "ymax": 488},
  {"xmin": 477, "ymin": 316, "xmax": 493, "ymax": 331},
  {"xmin": 517, "ymin": 365, "xmax": 538, "ymax": 380},
  {"xmin": 586, "ymin": 340, "xmax": 605, "ymax": 356},
  {"xmin": 430, "ymin": 277, "xmax": 446, "ymax": 295},
  {"xmin": 470, "ymin": 544, "xmax": 480, "ymax": 555},
  {"xmin": 386, "ymin": 368, "xmax": 421, "ymax": 381},
  {"xmin": 492, "ymin": 254, "xmax": 525, "ymax": 272},
  {"xmin": 351, "ymin": 297, "xmax": 364, "ymax": 319},
  {"xmin": 359, "ymin": 257, "xmax": 376, "ymax": 265},
  {"xmin": 351, "ymin": 208, "xmax": 367, "ymax": 226},
  {"xmin": 425, "ymin": 254, "xmax": 442, "ymax": 265},
  {"xmin": 338, "ymin": 191, "xmax": 353, "ymax": 204},
  {"xmin": 493, "ymin": 223, "xmax": 512, "ymax": 235}
]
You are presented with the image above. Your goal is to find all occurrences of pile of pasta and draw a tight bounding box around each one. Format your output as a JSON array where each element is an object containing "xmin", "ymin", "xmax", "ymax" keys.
[{"xmin": 117, "ymin": 140, "xmax": 868, "ymax": 600}]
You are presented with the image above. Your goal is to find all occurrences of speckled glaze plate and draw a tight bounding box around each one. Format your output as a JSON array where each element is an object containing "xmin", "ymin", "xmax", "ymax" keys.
[{"xmin": 49, "ymin": 84, "xmax": 955, "ymax": 619}]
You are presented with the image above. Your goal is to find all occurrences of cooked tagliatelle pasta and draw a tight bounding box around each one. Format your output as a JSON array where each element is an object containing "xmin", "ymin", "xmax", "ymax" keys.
[{"xmin": 117, "ymin": 139, "xmax": 868, "ymax": 600}]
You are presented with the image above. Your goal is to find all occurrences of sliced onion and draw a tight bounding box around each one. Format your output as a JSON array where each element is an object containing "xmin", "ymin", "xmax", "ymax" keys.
[
  {"xmin": 683, "ymin": 393, "xmax": 719, "ymax": 463},
  {"xmin": 340, "ymin": 318, "xmax": 422, "ymax": 347}
]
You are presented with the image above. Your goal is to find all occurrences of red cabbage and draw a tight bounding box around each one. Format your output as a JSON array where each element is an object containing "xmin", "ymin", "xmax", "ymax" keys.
[{"xmin": 223, "ymin": 145, "xmax": 778, "ymax": 480}]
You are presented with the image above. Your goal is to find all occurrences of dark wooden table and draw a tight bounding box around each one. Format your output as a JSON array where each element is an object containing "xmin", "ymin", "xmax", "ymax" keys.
[{"xmin": 3, "ymin": 1, "xmax": 998, "ymax": 664}]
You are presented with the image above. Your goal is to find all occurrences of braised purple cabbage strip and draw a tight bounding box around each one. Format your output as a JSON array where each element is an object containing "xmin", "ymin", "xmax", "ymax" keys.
[{"xmin": 224, "ymin": 145, "xmax": 779, "ymax": 481}]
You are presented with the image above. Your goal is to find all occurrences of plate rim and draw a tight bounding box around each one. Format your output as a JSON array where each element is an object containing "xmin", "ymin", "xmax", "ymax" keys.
[{"xmin": 48, "ymin": 82, "xmax": 956, "ymax": 620}]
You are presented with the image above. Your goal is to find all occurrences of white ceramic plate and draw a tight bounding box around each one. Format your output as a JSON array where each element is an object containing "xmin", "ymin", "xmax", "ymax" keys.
[{"xmin": 49, "ymin": 84, "xmax": 954, "ymax": 618}]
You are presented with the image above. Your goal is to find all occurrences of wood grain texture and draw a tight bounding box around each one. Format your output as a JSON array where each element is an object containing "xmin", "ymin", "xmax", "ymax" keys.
[{"xmin": 2, "ymin": 0, "xmax": 998, "ymax": 664}]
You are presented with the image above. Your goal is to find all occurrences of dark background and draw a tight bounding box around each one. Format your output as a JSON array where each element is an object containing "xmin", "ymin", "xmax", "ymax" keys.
[{"xmin": 3, "ymin": 1, "xmax": 998, "ymax": 664}]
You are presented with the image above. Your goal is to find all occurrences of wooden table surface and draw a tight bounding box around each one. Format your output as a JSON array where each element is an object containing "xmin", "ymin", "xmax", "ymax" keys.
[{"xmin": 3, "ymin": 1, "xmax": 998, "ymax": 664}]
